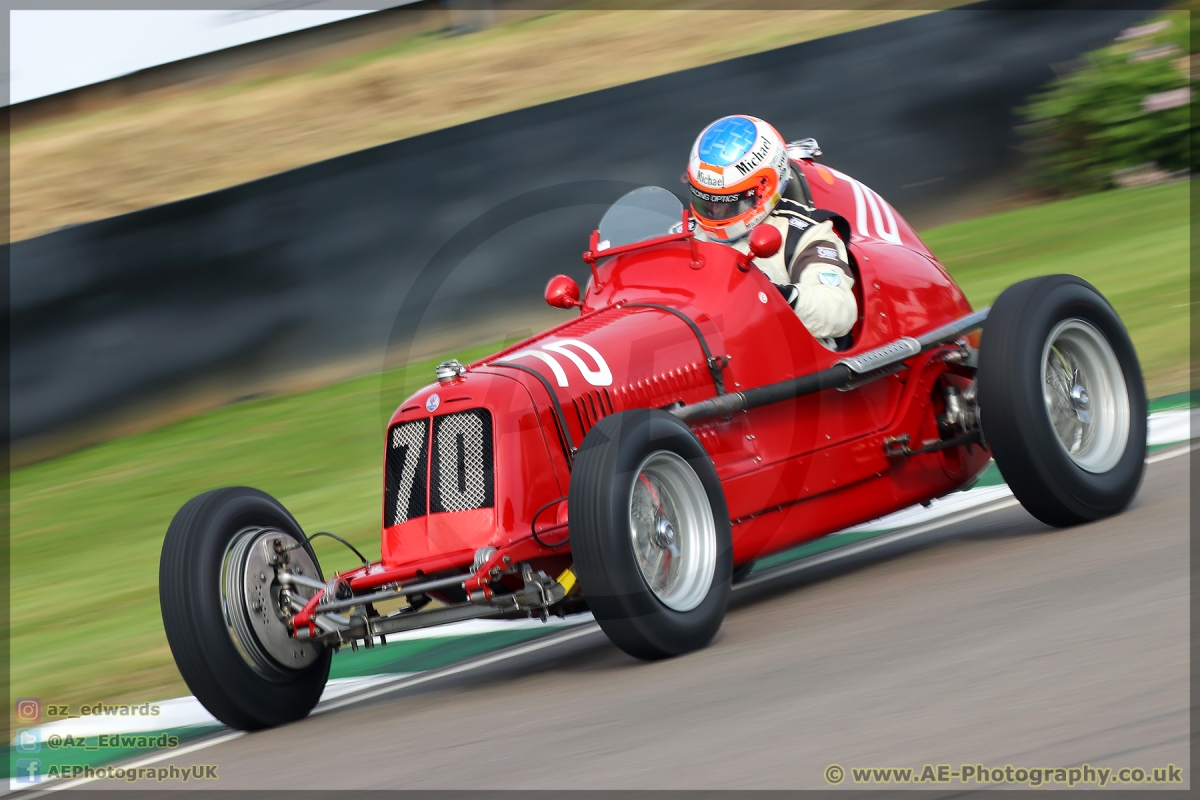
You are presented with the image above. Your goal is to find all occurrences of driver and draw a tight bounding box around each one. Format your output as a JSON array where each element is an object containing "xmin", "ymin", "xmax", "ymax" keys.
[{"xmin": 687, "ymin": 115, "xmax": 857, "ymax": 347}]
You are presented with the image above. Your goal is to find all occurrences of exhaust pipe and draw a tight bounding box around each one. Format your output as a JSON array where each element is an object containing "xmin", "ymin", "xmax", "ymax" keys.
[{"xmin": 670, "ymin": 307, "xmax": 988, "ymax": 424}]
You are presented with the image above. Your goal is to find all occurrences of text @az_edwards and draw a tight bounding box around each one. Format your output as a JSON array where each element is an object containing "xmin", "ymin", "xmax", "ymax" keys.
[{"xmin": 824, "ymin": 763, "xmax": 1184, "ymax": 787}]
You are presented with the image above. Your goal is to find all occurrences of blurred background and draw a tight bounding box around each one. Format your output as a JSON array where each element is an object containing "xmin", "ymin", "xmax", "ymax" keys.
[{"xmin": 6, "ymin": 0, "xmax": 1191, "ymax": 743}]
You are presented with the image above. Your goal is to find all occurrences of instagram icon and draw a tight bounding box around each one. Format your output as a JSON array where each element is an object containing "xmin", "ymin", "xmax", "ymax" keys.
[{"xmin": 15, "ymin": 698, "xmax": 40, "ymax": 723}]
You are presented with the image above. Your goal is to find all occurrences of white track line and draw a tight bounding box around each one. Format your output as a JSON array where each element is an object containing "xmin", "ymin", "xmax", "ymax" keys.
[
  {"xmin": 738, "ymin": 441, "xmax": 1192, "ymax": 590},
  {"xmin": 15, "ymin": 625, "xmax": 603, "ymax": 796},
  {"xmin": 735, "ymin": 495, "xmax": 1021, "ymax": 590},
  {"xmin": 16, "ymin": 441, "xmax": 1191, "ymax": 796},
  {"xmin": 314, "ymin": 622, "xmax": 603, "ymax": 714},
  {"xmin": 1147, "ymin": 440, "xmax": 1195, "ymax": 464}
]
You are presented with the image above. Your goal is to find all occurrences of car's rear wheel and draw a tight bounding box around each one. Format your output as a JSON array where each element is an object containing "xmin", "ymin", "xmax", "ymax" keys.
[
  {"xmin": 977, "ymin": 274, "xmax": 1147, "ymax": 527},
  {"xmin": 570, "ymin": 410, "xmax": 732, "ymax": 660},
  {"xmin": 160, "ymin": 487, "xmax": 331, "ymax": 730}
]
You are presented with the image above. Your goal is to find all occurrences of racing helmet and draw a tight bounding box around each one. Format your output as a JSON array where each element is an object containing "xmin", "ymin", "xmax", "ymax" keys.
[{"xmin": 687, "ymin": 115, "xmax": 790, "ymax": 241}]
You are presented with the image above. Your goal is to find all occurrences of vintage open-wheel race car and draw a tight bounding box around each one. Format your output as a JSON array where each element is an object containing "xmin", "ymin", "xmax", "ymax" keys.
[{"xmin": 160, "ymin": 151, "xmax": 1147, "ymax": 731}]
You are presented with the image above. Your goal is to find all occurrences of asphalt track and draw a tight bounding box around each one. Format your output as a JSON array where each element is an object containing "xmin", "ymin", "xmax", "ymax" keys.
[{"xmin": 48, "ymin": 446, "xmax": 1190, "ymax": 792}]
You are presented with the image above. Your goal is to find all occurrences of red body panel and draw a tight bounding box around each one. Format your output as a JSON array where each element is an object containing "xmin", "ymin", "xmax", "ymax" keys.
[
  {"xmin": 381, "ymin": 371, "xmax": 565, "ymax": 572},
  {"xmin": 378, "ymin": 160, "xmax": 990, "ymax": 581}
]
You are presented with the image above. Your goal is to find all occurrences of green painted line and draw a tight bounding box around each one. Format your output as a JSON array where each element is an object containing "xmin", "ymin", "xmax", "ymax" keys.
[
  {"xmin": 328, "ymin": 627, "xmax": 562, "ymax": 679},
  {"xmin": 1148, "ymin": 390, "xmax": 1196, "ymax": 413},
  {"xmin": 749, "ymin": 529, "xmax": 895, "ymax": 574},
  {"xmin": 965, "ymin": 461, "xmax": 1005, "ymax": 489},
  {"xmin": 746, "ymin": 461, "xmax": 1005, "ymax": 575},
  {"xmin": 8, "ymin": 628, "xmax": 574, "ymax": 783},
  {"xmin": 746, "ymin": 403, "xmax": 1192, "ymax": 579}
]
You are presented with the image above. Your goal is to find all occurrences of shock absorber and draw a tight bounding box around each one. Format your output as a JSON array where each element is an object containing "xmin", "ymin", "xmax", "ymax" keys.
[{"xmin": 938, "ymin": 383, "xmax": 980, "ymax": 437}]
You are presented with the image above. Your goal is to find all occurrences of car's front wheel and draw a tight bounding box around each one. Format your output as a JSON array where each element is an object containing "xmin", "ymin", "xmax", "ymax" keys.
[
  {"xmin": 570, "ymin": 410, "xmax": 733, "ymax": 660},
  {"xmin": 159, "ymin": 487, "xmax": 331, "ymax": 731}
]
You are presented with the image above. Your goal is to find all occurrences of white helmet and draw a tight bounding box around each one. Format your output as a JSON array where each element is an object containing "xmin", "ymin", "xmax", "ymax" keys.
[{"xmin": 687, "ymin": 115, "xmax": 790, "ymax": 241}]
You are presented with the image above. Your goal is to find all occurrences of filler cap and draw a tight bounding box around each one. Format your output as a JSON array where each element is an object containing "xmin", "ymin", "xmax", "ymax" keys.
[{"xmin": 435, "ymin": 359, "xmax": 467, "ymax": 383}]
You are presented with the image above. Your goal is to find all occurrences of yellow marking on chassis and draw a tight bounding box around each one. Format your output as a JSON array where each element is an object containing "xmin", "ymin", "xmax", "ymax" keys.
[{"xmin": 556, "ymin": 567, "xmax": 577, "ymax": 596}]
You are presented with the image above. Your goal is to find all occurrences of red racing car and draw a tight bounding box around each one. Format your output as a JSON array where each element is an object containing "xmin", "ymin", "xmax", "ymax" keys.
[{"xmin": 160, "ymin": 155, "xmax": 1146, "ymax": 731}]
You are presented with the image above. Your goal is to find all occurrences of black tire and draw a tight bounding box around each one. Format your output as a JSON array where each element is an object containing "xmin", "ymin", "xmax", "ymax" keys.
[
  {"xmin": 159, "ymin": 487, "xmax": 331, "ymax": 731},
  {"xmin": 570, "ymin": 409, "xmax": 733, "ymax": 660},
  {"xmin": 977, "ymin": 275, "xmax": 1147, "ymax": 527}
]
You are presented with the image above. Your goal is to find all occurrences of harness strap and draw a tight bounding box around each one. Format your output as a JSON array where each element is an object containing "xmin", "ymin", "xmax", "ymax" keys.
[{"xmin": 808, "ymin": 209, "xmax": 853, "ymax": 247}]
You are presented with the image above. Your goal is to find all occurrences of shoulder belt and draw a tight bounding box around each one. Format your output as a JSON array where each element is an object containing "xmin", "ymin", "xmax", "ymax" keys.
[{"xmin": 772, "ymin": 201, "xmax": 852, "ymax": 270}]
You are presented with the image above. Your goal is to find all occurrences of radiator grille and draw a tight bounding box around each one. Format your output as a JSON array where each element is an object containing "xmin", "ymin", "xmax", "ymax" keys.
[
  {"xmin": 430, "ymin": 409, "xmax": 495, "ymax": 514},
  {"xmin": 385, "ymin": 409, "xmax": 495, "ymax": 525},
  {"xmin": 385, "ymin": 419, "xmax": 429, "ymax": 526}
]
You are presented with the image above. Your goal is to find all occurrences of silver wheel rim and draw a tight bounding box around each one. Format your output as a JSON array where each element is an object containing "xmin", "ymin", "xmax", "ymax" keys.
[
  {"xmin": 628, "ymin": 451, "xmax": 717, "ymax": 612},
  {"xmin": 1040, "ymin": 319, "xmax": 1130, "ymax": 473},
  {"xmin": 221, "ymin": 527, "xmax": 322, "ymax": 674}
]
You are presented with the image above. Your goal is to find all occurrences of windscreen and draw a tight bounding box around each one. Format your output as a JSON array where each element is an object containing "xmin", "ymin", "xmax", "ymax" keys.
[{"xmin": 597, "ymin": 187, "xmax": 685, "ymax": 251}]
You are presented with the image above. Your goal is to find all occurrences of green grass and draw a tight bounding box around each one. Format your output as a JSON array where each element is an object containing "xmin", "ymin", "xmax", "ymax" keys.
[
  {"xmin": 9, "ymin": 342, "xmax": 506, "ymax": 714},
  {"xmin": 9, "ymin": 181, "xmax": 1190, "ymax": 716},
  {"xmin": 923, "ymin": 180, "xmax": 1190, "ymax": 394}
]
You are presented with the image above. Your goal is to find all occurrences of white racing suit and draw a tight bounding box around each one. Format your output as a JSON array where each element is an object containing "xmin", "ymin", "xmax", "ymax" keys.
[{"xmin": 701, "ymin": 198, "xmax": 857, "ymax": 347}]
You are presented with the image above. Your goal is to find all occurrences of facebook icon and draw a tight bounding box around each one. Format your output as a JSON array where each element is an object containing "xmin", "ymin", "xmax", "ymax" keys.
[{"xmin": 15, "ymin": 758, "xmax": 41, "ymax": 784}]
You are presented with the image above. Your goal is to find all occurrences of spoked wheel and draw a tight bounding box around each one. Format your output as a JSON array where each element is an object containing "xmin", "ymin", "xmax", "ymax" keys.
[
  {"xmin": 570, "ymin": 409, "xmax": 732, "ymax": 660},
  {"xmin": 1041, "ymin": 319, "xmax": 1130, "ymax": 473},
  {"xmin": 628, "ymin": 451, "xmax": 719, "ymax": 613},
  {"xmin": 978, "ymin": 274, "xmax": 1147, "ymax": 527},
  {"xmin": 160, "ymin": 487, "xmax": 331, "ymax": 731}
]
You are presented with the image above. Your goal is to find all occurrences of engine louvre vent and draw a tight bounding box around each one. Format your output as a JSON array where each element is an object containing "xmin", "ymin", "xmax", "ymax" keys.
[
  {"xmin": 385, "ymin": 419, "xmax": 429, "ymax": 526},
  {"xmin": 430, "ymin": 409, "xmax": 495, "ymax": 514},
  {"xmin": 572, "ymin": 389, "xmax": 614, "ymax": 435}
]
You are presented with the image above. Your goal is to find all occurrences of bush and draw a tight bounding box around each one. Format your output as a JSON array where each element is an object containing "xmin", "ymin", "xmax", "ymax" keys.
[{"xmin": 1018, "ymin": 10, "xmax": 1193, "ymax": 194}]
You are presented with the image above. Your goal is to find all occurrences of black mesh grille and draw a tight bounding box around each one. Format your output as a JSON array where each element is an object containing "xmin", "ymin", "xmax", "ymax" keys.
[
  {"xmin": 430, "ymin": 409, "xmax": 495, "ymax": 514},
  {"xmin": 384, "ymin": 419, "xmax": 429, "ymax": 526}
]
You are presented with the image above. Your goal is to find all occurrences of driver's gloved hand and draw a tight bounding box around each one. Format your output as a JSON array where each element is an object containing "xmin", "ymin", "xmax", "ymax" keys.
[{"xmin": 774, "ymin": 282, "xmax": 800, "ymax": 308}]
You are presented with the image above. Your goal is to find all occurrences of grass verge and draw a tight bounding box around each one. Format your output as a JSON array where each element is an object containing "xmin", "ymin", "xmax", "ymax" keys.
[
  {"xmin": 924, "ymin": 179, "xmax": 1190, "ymax": 395},
  {"xmin": 10, "ymin": 343, "xmax": 507, "ymax": 716},
  {"xmin": 9, "ymin": 180, "xmax": 1189, "ymax": 716}
]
